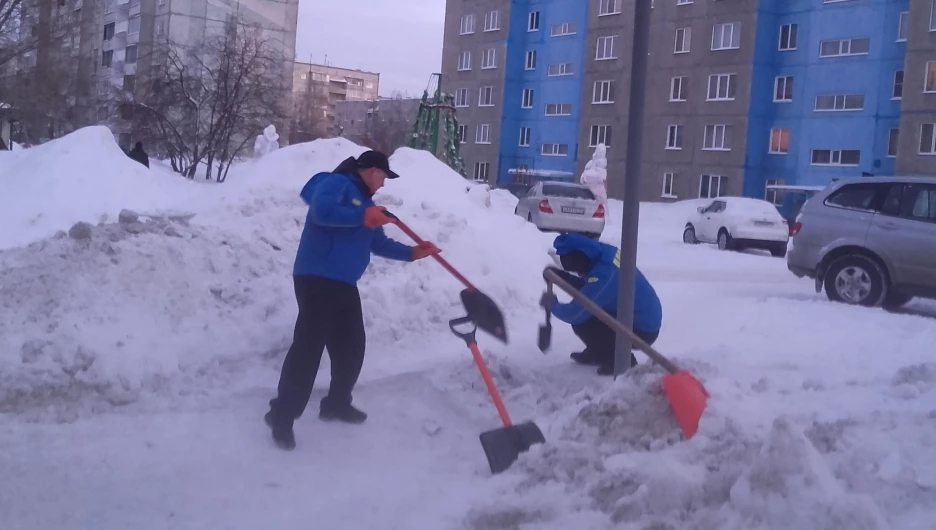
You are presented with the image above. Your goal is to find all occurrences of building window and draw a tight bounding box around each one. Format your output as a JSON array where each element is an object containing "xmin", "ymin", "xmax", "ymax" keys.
[
  {"xmin": 888, "ymin": 128, "xmax": 899, "ymax": 157},
  {"xmin": 475, "ymin": 124, "xmax": 491, "ymax": 144},
  {"xmin": 128, "ymin": 15, "xmax": 141, "ymax": 35},
  {"xmin": 931, "ymin": 0, "xmax": 936, "ymax": 31},
  {"xmin": 478, "ymin": 86, "xmax": 494, "ymax": 106},
  {"xmin": 814, "ymin": 94, "xmax": 865, "ymax": 111},
  {"xmin": 455, "ymin": 88, "xmax": 469, "ymax": 107},
  {"xmin": 103, "ymin": 22, "xmax": 115, "ymax": 41},
  {"xmin": 484, "ymin": 10, "xmax": 500, "ymax": 32},
  {"xmin": 670, "ymin": 76, "xmax": 687, "ymax": 101},
  {"xmin": 481, "ymin": 48, "xmax": 496, "ymax": 69},
  {"xmin": 551, "ymin": 22, "xmax": 577, "ymax": 36},
  {"xmin": 819, "ymin": 38, "xmax": 870, "ymax": 57},
  {"xmin": 547, "ymin": 63, "xmax": 574, "ymax": 76},
  {"xmin": 590, "ymin": 125, "xmax": 612, "ymax": 147},
  {"xmin": 457, "ymin": 51, "xmax": 471, "ymax": 71},
  {"xmin": 810, "ymin": 149, "xmax": 861, "ymax": 166},
  {"xmin": 519, "ymin": 127, "xmax": 531, "ymax": 147},
  {"xmin": 473, "ymin": 162, "xmax": 489, "ymax": 181},
  {"xmin": 156, "ymin": 20, "xmax": 165, "ymax": 36},
  {"xmin": 703, "ymin": 124, "xmax": 732, "ymax": 151},
  {"xmin": 528, "ymin": 11, "xmax": 540, "ymax": 31},
  {"xmin": 774, "ymin": 76, "xmax": 793, "ymax": 102},
  {"xmin": 700, "ymin": 175, "xmax": 726, "ymax": 199},
  {"xmin": 522, "ymin": 89, "xmax": 534, "ymax": 108},
  {"xmin": 666, "ymin": 124, "xmax": 683, "ymax": 150},
  {"xmin": 125, "ymin": 45, "xmax": 138, "ymax": 64},
  {"xmin": 460, "ymin": 14, "xmax": 475, "ymax": 35},
  {"xmin": 898, "ymin": 11, "xmax": 908, "ymax": 42},
  {"xmin": 596, "ymin": 36, "xmax": 617, "ymax": 60},
  {"xmin": 712, "ymin": 22, "xmax": 741, "ymax": 50},
  {"xmin": 893, "ymin": 70, "xmax": 904, "ymax": 99},
  {"xmin": 674, "ymin": 27, "xmax": 691, "ymax": 53},
  {"xmin": 123, "ymin": 75, "xmax": 135, "ymax": 92},
  {"xmin": 920, "ymin": 124, "xmax": 936, "ymax": 154},
  {"xmin": 925, "ymin": 62, "xmax": 936, "ymax": 93},
  {"xmin": 766, "ymin": 179, "xmax": 785, "ymax": 205},
  {"xmin": 541, "ymin": 143, "xmax": 569, "ymax": 156},
  {"xmin": 458, "ymin": 124, "xmax": 467, "ymax": 143},
  {"xmin": 545, "ymin": 103, "xmax": 572, "ymax": 116},
  {"xmin": 707, "ymin": 73, "xmax": 736, "ymax": 101},
  {"xmin": 593, "ymin": 80, "xmax": 614, "ymax": 104},
  {"xmin": 662, "ymin": 173, "xmax": 676, "ymax": 198},
  {"xmin": 102, "ymin": 50, "xmax": 113, "ymax": 67},
  {"xmin": 525, "ymin": 50, "xmax": 537, "ymax": 70},
  {"xmin": 769, "ymin": 128, "xmax": 790, "ymax": 154},
  {"xmin": 677, "ymin": 0, "xmax": 693, "ymax": 5},
  {"xmin": 600, "ymin": 0, "xmax": 622, "ymax": 16},
  {"xmin": 779, "ymin": 24, "xmax": 797, "ymax": 50}
]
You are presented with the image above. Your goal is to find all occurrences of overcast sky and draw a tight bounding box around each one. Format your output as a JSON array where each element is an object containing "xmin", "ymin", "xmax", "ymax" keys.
[{"xmin": 295, "ymin": 0, "xmax": 446, "ymax": 98}]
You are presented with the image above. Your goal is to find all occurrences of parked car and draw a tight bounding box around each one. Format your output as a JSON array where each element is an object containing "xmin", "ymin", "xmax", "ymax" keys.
[
  {"xmin": 683, "ymin": 197, "xmax": 789, "ymax": 257},
  {"xmin": 787, "ymin": 176, "xmax": 936, "ymax": 308},
  {"xmin": 514, "ymin": 181, "xmax": 606, "ymax": 238}
]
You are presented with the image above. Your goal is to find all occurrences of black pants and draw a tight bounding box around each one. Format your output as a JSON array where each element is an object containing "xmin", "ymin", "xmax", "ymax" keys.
[
  {"xmin": 269, "ymin": 276, "xmax": 366, "ymax": 421},
  {"xmin": 572, "ymin": 315, "xmax": 659, "ymax": 369}
]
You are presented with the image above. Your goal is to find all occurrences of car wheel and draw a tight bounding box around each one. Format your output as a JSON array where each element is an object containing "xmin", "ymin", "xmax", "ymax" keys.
[
  {"xmin": 823, "ymin": 255, "xmax": 887, "ymax": 307},
  {"xmin": 682, "ymin": 225, "xmax": 698, "ymax": 244},
  {"xmin": 527, "ymin": 213, "xmax": 533, "ymax": 223},
  {"xmin": 882, "ymin": 292, "xmax": 913, "ymax": 310},
  {"xmin": 717, "ymin": 230, "xmax": 733, "ymax": 251}
]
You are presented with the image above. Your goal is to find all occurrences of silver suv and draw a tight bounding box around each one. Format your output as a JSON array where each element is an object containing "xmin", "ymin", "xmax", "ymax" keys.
[{"xmin": 787, "ymin": 176, "xmax": 936, "ymax": 309}]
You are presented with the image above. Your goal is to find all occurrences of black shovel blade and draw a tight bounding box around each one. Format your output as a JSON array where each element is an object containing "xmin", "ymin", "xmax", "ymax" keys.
[
  {"xmin": 479, "ymin": 421, "xmax": 546, "ymax": 475},
  {"xmin": 461, "ymin": 288, "xmax": 508, "ymax": 344},
  {"xmin": 537, "ymin": 323, "xmax": 552, "ymax": 352}
]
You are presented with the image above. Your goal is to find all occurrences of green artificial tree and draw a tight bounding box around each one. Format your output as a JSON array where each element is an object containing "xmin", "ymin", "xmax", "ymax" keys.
[{"xmin": 408, "ymin": 74, "xmax": 466, "ymax": 177}]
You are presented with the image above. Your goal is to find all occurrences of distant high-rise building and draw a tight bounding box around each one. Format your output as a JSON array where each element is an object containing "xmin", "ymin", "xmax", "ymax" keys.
[
  {"xmin": 291, "ymin": 61, "xmax": 380, "ymax": 140},
  {"xmin": 442, "ymin": 0, "xmax": 935, "ymax": 203}
]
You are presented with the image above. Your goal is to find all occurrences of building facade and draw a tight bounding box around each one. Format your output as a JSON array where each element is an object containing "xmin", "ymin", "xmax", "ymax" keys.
[
  {"xmin": 292, "ymin": 62, "xmax": 379, "ymax": 139},
  {"xmin": 441, "ymin": 0, "xmax": 933, "ymax": 202}
]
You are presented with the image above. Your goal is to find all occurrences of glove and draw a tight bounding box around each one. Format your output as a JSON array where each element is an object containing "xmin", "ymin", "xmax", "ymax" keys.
[
  {"xmin": 363, "ymin": 206, "xmax": 394, "ymax": 229},
  {"xmin": 411, "ymin": 241, "xmax": 441, "ymax": 261},
  {"xmin": 539, "ymin": 291, "xmax": 558, "ymax": 310}
]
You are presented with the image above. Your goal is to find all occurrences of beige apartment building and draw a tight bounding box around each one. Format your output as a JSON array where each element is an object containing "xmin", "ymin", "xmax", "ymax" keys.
[{"xmin": 292, "ymin": 61, "xmax": 379, "ymax": 139}]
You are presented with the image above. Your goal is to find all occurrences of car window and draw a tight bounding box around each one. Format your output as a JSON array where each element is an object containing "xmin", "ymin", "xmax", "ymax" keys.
[
  {"xmin": 824, "ymin": 183, "xmax": 890, "ymax": 212},
  {"xmin": 702, "ymin": 201, "xmax": 717, "ymax": 213},
  {"xmin": 542, "ymin": 184, "xmax": 596, "ymax": 200},
  {"xmin": 880, "ymin": 184, "xmax": 903, "ymax": 217},
  {"xmin": 900, "ymin": 184, "xmax": 936, "ymax": 224},
  {"xmin": 715, "ymin": 201, "xmax": 727, "ymax": 213}
]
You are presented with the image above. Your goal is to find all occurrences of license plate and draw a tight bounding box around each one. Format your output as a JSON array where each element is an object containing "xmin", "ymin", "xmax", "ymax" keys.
[
  {"xmin": 754, "ymin": 221, "xmax": 774, "ymax": 227},
  {"xmin": 561, "ymin": 206, "xmax": 585, "ymax": 215}
]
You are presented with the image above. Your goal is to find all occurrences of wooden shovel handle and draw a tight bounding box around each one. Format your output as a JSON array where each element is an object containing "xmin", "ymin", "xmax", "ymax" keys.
[{"xmin": 544, "ymin": 268, "xmax": 681, "ymax": 375}]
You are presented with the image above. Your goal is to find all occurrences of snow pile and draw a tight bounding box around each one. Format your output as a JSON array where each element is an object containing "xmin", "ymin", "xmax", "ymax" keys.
[
  {"xmin": 464, "ymin": 367, "xmax": 891, "ymax": 530},
  {"xmin": 0, "ymin": 128, "xmax": 556, "ymax": 418},
  {"xmin": 0, "ymin": 126, "xmax": 199, "ymax": 249}
]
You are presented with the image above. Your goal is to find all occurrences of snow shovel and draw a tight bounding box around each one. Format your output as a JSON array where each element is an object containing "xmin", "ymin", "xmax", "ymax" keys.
[
  {"xmin": 385, "ymin": 211, "xmax": 507, "ymax": 343},
  {"xmin": 537, "ymin": 282, "xmax": 553, "ymax": 353},
  {"xmin": 543, "ymin": 267, "xmax": 708, "ymax": 439},
  {"xmin": 449, "ymin": 314, "xmax": 546, "ymax": 474}
]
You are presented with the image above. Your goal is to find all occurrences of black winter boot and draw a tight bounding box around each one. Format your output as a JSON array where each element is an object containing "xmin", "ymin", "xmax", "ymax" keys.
[
  {"xmin": 570, "ymin": 350, "xmax": 600, "ymax": 365},
  {"xmin": 319, "ymin": 399, "xmax": 367, "ymax": 424},
  {"xmin": 264, "ymin": 411, "xmax": 296, "ymax": 450}
]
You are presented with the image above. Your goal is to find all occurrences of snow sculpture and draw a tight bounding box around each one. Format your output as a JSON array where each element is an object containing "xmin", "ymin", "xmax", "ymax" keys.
[
  {"xmin": 253, "ymin": 125, "xmax": 280, "ymax": 158},
  {"xmin": 580, "ymin": 143, "xmax": 608, "ymax": 212}
]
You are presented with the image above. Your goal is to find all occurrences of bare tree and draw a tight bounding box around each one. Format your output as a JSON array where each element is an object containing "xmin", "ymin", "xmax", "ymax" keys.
[
  {"xmin": 290, "ymin": 71, "xmax": 329, "ymax": 143},
  {"xmin": 360, "ymin": 91, "xmax": 415, "ymax": 154},
  {"xmin": 126, "ymin": 20, "xmax": 289, "ymax": 182},
  {"xmin": 0, "ymin": 0, "xmax": 26, "ymax": 71}
]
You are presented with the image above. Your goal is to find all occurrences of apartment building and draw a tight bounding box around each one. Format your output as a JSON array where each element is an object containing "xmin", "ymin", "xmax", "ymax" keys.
[
  {"xmin": 4, "ymin": 0, "xmax": 298, "ymax": 146},
  {"xmin": 292, "ymin": 62, "xmax": 380, "ymax": 138},
  {"xmin": 442, "ymin": 0, "xmax": 934, "ymax": 201},
  {"xmin": 896, "ymin": 0, "xmax": 936, "ymax": 173}
]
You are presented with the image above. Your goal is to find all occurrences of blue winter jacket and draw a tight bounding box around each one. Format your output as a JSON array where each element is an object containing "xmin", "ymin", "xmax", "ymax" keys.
[
  {"xmin": 550, "ymin": 233, "xmax": 662, "ymax": 332},
  {"xmin": 293, "ymin": 163, "xmax": 413, "ymax": 284}
]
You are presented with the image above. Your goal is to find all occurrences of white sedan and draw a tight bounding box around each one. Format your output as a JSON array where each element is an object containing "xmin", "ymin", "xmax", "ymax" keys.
[{"xmin": 683, "ymin": 197, "xmax": 789, "ymax": 257}]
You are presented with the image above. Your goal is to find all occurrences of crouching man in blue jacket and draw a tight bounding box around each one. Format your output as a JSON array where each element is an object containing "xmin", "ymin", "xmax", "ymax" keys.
[
  {"xmin": 265, "ymin": 150, "xmax": 440, "ymax": 450},
  {"xmin": 540, "ymin": 233, "xmax": 662, "ymax": 376}
]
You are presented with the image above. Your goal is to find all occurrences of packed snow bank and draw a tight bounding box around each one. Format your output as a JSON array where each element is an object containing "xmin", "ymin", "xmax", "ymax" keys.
[
  {"xmin": 0, "ymin": 126, "xmax": 198, "ymax": 250},
  {"xmin": 0, "ymin": 132, "xmax": 556, "ymax": 417}
]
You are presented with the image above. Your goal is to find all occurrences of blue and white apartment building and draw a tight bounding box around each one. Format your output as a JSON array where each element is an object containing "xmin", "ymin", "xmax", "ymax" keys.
[{"xmin": 441, "ymin": 0, "xmax": 936, "ymax": 203}]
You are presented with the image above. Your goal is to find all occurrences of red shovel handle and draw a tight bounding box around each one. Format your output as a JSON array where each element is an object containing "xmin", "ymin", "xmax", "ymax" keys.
[{"xmin": 386, "ymin": 212, "xmax": 478, "ymax": 292}]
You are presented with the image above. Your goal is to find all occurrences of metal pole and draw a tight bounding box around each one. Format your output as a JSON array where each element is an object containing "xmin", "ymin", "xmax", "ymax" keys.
[{"xmin": 613, "ymin": 0, "xmax": 652, "ymax": 378}]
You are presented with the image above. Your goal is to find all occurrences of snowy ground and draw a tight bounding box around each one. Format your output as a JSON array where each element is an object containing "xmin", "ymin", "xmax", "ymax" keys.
[{"xmin": 1, "ymin": 128, "xmax": 935, "ymax": 529}]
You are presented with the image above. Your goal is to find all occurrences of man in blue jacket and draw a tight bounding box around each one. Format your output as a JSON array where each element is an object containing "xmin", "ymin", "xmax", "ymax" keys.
[
  {"xmin": 265, "ymin": 150, "xmax": 440, "ymax": 450},
  {"xmin": 540, "ymin": 233, "xmax": 662, "ymax": 376}
]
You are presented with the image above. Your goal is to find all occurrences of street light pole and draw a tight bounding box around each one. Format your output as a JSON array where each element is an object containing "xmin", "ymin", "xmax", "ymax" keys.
[{"xmin": 613, "ymin": 0, "xmax": 653, "ymax": 377}]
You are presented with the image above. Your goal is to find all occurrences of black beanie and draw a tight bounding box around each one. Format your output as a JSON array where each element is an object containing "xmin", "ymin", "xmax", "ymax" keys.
[{"xmin": 559, "ymin": 251, "xmax": 591, "ymax": 275}]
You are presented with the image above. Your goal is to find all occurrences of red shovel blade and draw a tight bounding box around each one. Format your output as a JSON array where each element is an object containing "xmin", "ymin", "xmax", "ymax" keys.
[{"xmin": 661, "ymin": 370, "xmax": 708, "ymax": 439}]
